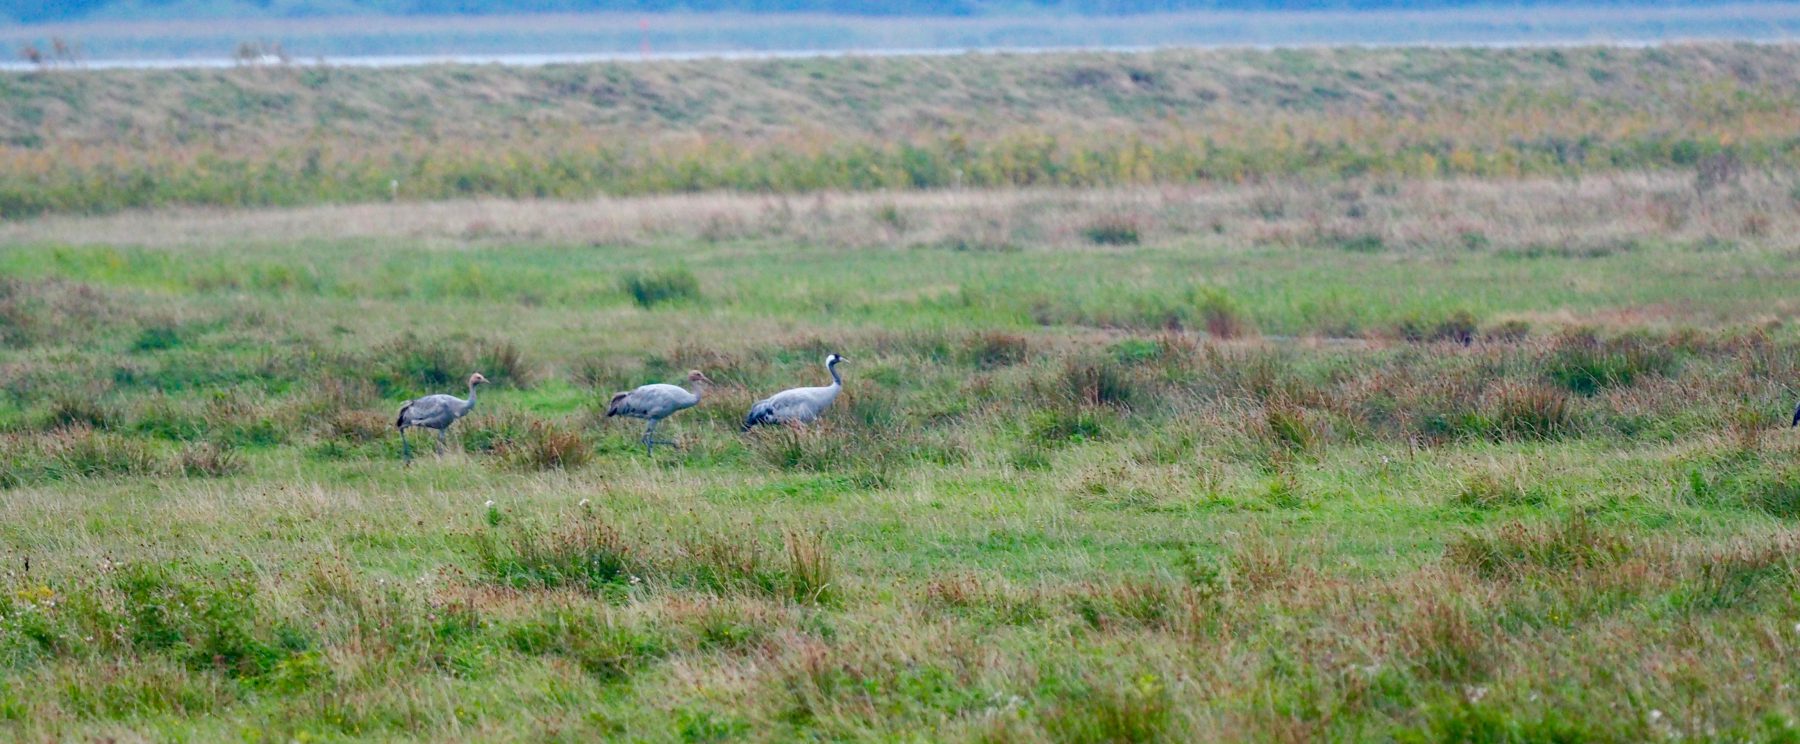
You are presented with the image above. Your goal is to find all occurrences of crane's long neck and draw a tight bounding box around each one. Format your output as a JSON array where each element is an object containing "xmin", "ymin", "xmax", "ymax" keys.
[
  {"xmin": 686, "ymin": 380, "xmax": 709, "ymax": 400},
  {"xmin": 827, "ymin": 360, "xmax": 842, "ymax": 387},
  {"xmin": 459, "ymin": 382, "xmax": 479, "ymax": 416}
]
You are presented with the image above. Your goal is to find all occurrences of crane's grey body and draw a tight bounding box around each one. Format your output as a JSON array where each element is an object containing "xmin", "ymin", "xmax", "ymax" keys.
[
  {"xmin": 743, "ymin": 354, "xmax": 845, "ymax": 431},
  {"xmin": 396, "ymin": 373, "xmax": 487, "ymax": 464},
  {"xmin": 607, "ymin": 370, "xmax": 713, "ymax": 455}
]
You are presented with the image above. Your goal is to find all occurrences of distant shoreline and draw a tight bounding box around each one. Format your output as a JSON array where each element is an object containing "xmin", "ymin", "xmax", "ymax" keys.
[
  {"xmin": 0, "ymin": 39, "xmax": 1703, "ymax": 73},
  {"xmin": 2, "ymin": 4, "xmax": 1796, "ymax": 70}
]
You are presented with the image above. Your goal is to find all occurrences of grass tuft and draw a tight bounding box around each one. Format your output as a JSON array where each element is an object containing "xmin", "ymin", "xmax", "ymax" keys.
[
  {"xmin": 176, "ymin": 442, "xmax": 242, "ymax": 478},
  {"xmin": 622, "ymin": 268, "xmax": 702, "ymax": 308},
  {"xmin": 1082, "ymin": 216, "xmax": 1142, "ymax": 245},
  {"xmin": 1445, "ymin": 515, "xmax": 1631, "ymax": 580},
  {"xmin": 472, "ymin": 515, "xmax": 637, "ymax": 594},
  {"xmin": 495, "ymin": 421, "xmax": 592, "ymax": 471},
  {"xmin": 783, "ymin": 531, "xmax": 836, "ymax": 605},
  {"xmin": 1543, "ymin": 328, "xmax": 1678, "ymax": 396}
]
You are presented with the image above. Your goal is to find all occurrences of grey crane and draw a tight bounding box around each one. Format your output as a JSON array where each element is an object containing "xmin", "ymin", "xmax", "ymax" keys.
[
  {"xmin": 395, "ymin": 372, "xmax": 488, "ymax": 464},
  {"xmin": 742, "ymin": 354, "xmax": 845, "ymax": 432},
  {"xmin": 605, "ymin": 369, "xmax": 715, "ymax": 455}
]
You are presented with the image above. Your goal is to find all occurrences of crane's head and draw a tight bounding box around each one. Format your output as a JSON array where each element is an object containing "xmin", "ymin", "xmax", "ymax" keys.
[
  {"xmin": 827, "ymin": 353, "xmax": 846, "ymax": 366},
  {"xmin": 469, "ymin": 372, "xmax": 490, "ymax": 386},
  {"xmin": 687, "ymin": 370, "xmax": 715, "ymax": 385}
]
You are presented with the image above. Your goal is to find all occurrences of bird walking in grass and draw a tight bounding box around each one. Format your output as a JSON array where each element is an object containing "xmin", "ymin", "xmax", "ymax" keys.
[
  {"xmin": 606, "ymin": 370, "xmax": 715, "ymax": 455},
  {"xmin": 395, "ymin": 372, "xmax": 488, "ymax": 465},
  {"xmin": 743, "ymin": 354, "xmax": 845, "ymax": 432}
]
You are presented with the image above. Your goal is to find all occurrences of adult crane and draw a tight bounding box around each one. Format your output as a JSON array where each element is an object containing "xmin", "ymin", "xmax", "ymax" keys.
[
  {"xmin": 606, "ymin": 369, "xmax": 715, "ymax": 455},
  {"xmin": 743, "ymin": 354, "xmax": 845, "ymax": 432},
  {"xmin": 395, "ymin": 372, "xmax": 488, "ymax": 464}
]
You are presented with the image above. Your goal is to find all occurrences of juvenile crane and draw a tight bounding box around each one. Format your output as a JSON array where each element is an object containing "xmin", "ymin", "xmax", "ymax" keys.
[
  {"xmin": 742, "ymin": 354, "xmax": 845, "ymax": 432},
  {"xmin": 395, "ymin": 372, "xmax": 488, "ymax": 464},
  {"xmin": 606, "ymin": 369, "xmax": 715, "ymax": 455}
]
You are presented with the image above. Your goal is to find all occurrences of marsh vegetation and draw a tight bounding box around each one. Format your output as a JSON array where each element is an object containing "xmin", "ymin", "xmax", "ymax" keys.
[{"xmin": 3, "ymin": 44, "xmax": 1800, "ymax": 741}]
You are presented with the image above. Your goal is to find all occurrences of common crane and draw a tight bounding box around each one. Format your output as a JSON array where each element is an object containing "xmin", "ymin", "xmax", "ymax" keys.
[
  {"xmin": 742, "ymin": 354, "xmax": 845, "ymax": 432},
  {"xmin": 605, "ymin": 369, "xmax": 715, "ymax": 455},
  {"xmin": 395, "ymin": 372, "xmax": 488, "ymax": 464}
]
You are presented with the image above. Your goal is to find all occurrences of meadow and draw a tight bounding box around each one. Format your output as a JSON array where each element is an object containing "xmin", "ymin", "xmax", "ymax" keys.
[
  {"xmin": 4, "ymin": 43, "xmax": 1800, "ymax": 216},
  {"xmin": 4, "ymin": 44, "xmax": 1800, "ymax": 742},
  {"xmin": 4, "ymin": 172, "xmax": 1800, "ymax": 741}
]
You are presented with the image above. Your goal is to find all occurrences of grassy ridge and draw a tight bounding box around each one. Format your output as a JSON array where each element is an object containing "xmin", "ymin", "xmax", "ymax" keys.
[
  {"xmin": 3, "ymin": 178, "xmax": 1800, "ymax": 739},
  {"xmin": 2, "ymin": 43, "xmax": 1799, "ymax": 215}
]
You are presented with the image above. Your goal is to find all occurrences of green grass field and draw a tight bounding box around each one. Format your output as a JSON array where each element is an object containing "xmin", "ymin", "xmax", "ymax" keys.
[{"xmin": 5, "ymin": 174, "xmax": 1800, "ymax": 741}]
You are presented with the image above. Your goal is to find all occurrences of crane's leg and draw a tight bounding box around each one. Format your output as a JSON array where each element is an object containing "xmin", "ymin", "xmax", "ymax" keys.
[
  {"xmin": 400, "ymin": 426, "xmax": 412, "ymax": 466},
  {"xmin": 642, "ymin": 419, "xmax": 680, "ymax": 455},
  {"xmin": 436, "ymin": 428, "xmax": 447, "ymax": 456}
]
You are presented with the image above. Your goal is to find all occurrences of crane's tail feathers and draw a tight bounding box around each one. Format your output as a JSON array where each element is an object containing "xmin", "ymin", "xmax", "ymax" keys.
[
  {"xmin": 606, "ymin": 392, "xmax": 630, "ymax": 417},
  {"xmin": 395, "ymin": 401, "xmax": 412, "ymax": 429},
  {"xmin": 742, "ymin": 407, "xmax": 776, "ymax": 433},
  {"xmin": 1792, "ymin": 402, "xmax": 1799, "ymax": 428}
]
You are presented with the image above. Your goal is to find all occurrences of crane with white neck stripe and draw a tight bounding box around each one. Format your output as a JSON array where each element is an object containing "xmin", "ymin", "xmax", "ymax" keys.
[{"xmin": 743, "ymin": 354, "xmax": 845, "ymax": 431}]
